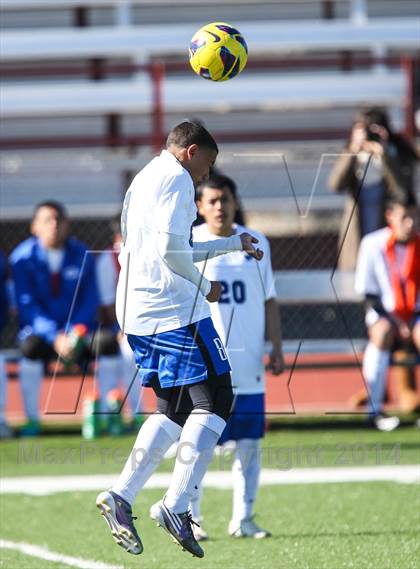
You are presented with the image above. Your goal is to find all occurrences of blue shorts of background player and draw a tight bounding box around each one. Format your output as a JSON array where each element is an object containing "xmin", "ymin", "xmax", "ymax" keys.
[{"xmin": 219, "ymin": 393, "xmax": 265, "ymax": 444}]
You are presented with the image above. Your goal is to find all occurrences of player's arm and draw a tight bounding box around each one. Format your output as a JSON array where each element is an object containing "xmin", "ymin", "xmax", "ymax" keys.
[
  {"xmin": 328, "ymin": 153, "xmax": 358, "ymax": 194},
  {"xmin": 157, "ymin": 231, "xmax": 213, "ymax": 298},
  {"xmin": 265, "ymin": 299, "xmax": 285, "ymax": 375},
  {"xmin": 192, "ymin": 233, "xmax": 263, "ymax": 262},
  {"xmin": 260, "ymin": 236, "xmax": 284, "ymax": 374}
]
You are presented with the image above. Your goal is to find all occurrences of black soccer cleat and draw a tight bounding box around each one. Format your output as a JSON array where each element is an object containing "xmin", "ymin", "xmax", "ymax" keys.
[{"xmin": 150, "ymin": 499, "xmax": 204, "ymax": 558}]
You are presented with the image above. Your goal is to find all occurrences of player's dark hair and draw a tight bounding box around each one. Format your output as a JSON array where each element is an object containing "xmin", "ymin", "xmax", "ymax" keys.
[
  {"xmin": 166, "ymin": 121, "xmax": 218, "ymax": 153},
  {"xmin": 196, "ymin": 172, "xmax": 237, "ymax": 200},
  {"xmin": 385, "ymin": 191, "xmax": 417, "ymax": 211},
  {"xmin": 195, "ymin": 170, "xmax": 246, "ymax": 226},
  {"xmin": 32, "ymin": 200, "xmax": 68, "ymax": 221}
]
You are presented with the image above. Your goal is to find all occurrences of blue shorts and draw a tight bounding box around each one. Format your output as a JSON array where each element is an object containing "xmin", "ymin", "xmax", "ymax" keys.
[
  {"xmin": 219, "ymin": 393, "xmax": 265, "ymax": 444},
  {"xmin": 127, "ymin": 317, "xmax": 231, "ymax": 389}
]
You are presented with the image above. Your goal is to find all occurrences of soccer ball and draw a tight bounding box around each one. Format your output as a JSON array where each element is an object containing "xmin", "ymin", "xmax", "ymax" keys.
[{"xmin": 189, "ymin": 22, "xmax": 248, "ymax": 82}]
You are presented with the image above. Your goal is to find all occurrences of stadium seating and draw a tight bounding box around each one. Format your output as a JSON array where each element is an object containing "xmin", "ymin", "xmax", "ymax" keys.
[
  {"xmin": 0, "ymin": 70, "xmax": 406, "ymax": 119},
  {"xmin": 1, "ymin": 19, "xmax": 419, "ymax": 62}
]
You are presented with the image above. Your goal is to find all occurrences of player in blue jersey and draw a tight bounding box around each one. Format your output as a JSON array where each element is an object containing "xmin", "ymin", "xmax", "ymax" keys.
[
  {"xmin": 96, "ymin": 122, "xmax": 263, "ymax": 558},
  {"xmin": 9, "ymin": 201, "xmax": 104, "ymax": 436},
  {"xmin": 175, "ymin": 172, "xmax": 284, "ymax": 540}
]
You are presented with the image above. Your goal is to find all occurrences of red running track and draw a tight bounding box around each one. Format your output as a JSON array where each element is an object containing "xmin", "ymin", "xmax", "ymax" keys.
[{"xmin": 5, "ymin": 354, "xmax": 419, "ymax": 424}]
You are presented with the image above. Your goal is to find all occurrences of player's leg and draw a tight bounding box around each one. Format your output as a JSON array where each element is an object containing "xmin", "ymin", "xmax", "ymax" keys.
[
  {"xmin": 119, "ymin": 334, "xmax": 143, "ymax": 426},
  {"xmin": 152, "ymin": 318, "xmax": 233, "ymax": 557},
  {"xmin": 110, "ymin": 375, "xmax": 187, "ymax": 504},
  {"xmin": 229, "ymin": 438, "xmax": 271, "ymax": 538},
  {"xmin": 97, "ymin": 377, "xmax": 188, "ymax": 555},
  {"xmin": 152, "ymin": 371, "xmax": 232, "ymax": 558},
  {"xmin": 163, "ymin": 371, "xmax": 233, "ymax": 509},
  {"xmin": 189, "ymin": 483, "xmax": 208, "ymax": 540},
  {"xmin": 92, "ymin": 328, "xmax": 121, "ymax": 432},
  {"xmin": 411, "ymin": 320, "xmax": 420, "ymax": 353},
  {"xmin": 0, "ymin": 352, "xmax": 12, "ymax": 438},
  {"xmin": 19, "ymin": 335, "xmax": 51, "ymax": 436},
  {"xmin": 225, "ymin": 393, "xmax": 270, "ymax": 538},
  {"xmin": 97, "ymin": 334, "xmax": 187, "ymax": 555},
  {"xmin": 363, "ymin": 317, "xmax": 398, "ymax": 430}
]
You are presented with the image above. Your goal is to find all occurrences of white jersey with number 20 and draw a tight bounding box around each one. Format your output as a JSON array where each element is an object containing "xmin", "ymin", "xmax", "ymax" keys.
[{"xmin": 193, "ymin": 223, "xmax": 276, "ymax": 394}]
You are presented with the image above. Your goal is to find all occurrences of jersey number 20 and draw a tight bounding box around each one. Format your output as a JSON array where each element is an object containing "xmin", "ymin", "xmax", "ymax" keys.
[{"xmin": 219, "ymin": 280, "xmax": 246, "ymax": 304}]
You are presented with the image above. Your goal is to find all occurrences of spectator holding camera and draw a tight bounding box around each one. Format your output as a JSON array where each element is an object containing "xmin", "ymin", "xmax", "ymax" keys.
[{"xmin": 329, "ymin": 107, "xmax": 418, "ymax": 270}]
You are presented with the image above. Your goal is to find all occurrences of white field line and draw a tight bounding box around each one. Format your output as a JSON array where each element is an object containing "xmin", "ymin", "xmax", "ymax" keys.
[
  {"xmin": 0, "ymin": 539, "xmax": 123, "ymax": 569},
  {"xmin": 1, "ymin": 465, "xmax": 419, "ymax": 496}
]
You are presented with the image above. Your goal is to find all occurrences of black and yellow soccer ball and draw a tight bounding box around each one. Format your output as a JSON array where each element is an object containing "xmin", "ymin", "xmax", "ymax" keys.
[{"xmin": 189, "ymin": 22, "xmax": 248, "ymax": 82}]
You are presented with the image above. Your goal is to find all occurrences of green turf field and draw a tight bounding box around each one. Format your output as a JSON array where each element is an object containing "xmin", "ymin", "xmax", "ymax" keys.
[{"xmin": 1, "ymin": 422, "xmax": 419, "ymax": 569}]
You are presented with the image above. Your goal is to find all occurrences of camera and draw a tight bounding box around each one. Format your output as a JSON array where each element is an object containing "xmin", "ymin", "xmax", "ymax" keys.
[{"xmin": 366, "ymin": 127, "xmax": 382, "ymax": 143}]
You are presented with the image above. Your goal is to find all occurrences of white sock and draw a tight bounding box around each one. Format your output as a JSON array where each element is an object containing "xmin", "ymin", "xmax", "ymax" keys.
[
  {"xmin": 96, "ymin": 355, "xmax": 120, "ymax": 413},
  {"xmin": 231, "ymin": 438, "xmax": 261, "ymax": 523},
  {"xmin": 164, "ymin": 409, "xmax": 226, "ymax": 514},
  {"xmin": 0, "ymin": 354, "xmax": 7, "ymax": 423},
  {"xmin": 362, "ymin": 343, "xmax": 390, "ymax": 415},
  {"xmin": 111, "ymin": 412, "xmax": 182, "ymax": 505},
  {"xmin": 20, "ymin": 358, "xmax": 43, "ymax": 421},
  {"xmin": 189, "ymin": 482, "xmax": 203, "ymax": 521}
]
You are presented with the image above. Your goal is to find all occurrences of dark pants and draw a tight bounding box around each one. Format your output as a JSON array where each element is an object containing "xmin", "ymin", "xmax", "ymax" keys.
[{"xmin": 20, "ymin": 328, "xmax": 120, "ymax": 364}]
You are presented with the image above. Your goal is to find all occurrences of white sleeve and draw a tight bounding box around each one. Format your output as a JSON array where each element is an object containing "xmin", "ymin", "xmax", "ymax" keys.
[
  {"xmin": 192, "ymin": 234, "xmax": 242, "ymax": 262},
  {"xmin": 157, "ymin": 232, "xmax": 211, "ymax": 297},
  {"xmin": 355, "ymin": 237, "xmax": 380, "ymax": 295},
  {"xmin": 96, "ymin": 252, "xmax": 117, "ymax": 306},
  {"xmin": 156, "ymin": 176, "xmax": 193, "ymax": 236}
]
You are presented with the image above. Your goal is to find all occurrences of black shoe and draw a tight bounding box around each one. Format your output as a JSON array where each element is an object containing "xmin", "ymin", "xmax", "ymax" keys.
[{"xmin": 150, "ymin": 499, "xmax": 204, "ymax": 558}]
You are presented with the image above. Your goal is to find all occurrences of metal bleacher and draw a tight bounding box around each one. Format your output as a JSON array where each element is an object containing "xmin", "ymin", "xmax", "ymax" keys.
[
  {"xmin": 1, "ymin": 18, "xmax": 418, "ymax": 61},
  {"xmin": 1, "ymin": 16, "xmax": 418, "ymax": 149},
  {"xmin": 0, "ymin": 70, "xmax": 406, "ymax": 118}
]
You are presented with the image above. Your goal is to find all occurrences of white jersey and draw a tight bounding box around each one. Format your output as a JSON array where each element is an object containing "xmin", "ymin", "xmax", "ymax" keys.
[
  {"xmin": 193, "ymin": 223, "xmax": 276, "ymax": 394},
  {"xmin": 116, "ymin": 149, "xmax": 210, "ymax": 336},
  {"xmin": 355, "ymin": 226, "xmax": 420, "ymax": 324}
]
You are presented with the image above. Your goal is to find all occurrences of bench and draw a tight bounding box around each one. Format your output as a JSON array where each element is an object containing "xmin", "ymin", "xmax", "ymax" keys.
[
  {"xmin": 1, "ymin": 19, "xmax": 419, "ymax": 62},
  {"xmin": 0, "ymin": 70, "xmax": 406, "ymax": 118}
]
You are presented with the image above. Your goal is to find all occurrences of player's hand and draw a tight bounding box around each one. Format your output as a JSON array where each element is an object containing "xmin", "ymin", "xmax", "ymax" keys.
[
  {"xmin": 206, "ymin": 281, "xmax": 222, "ymax": 303},
  {"xmin": 266, "ymin": 351, "xmax": 285, "ymax": 375},
  {"xmin": 392, "ymin": 315, "xmax": 411, "ymax": 341},
  {"xmin": 53, "ymin": 332, "xmax": 74, "ymax": 360},
  {"xmin": 349, "ymin": 123, "xmax": 366, "ymax": 153},
  {"xmin": 397, "ymin": 322, "xmax": 411, "ymax": 342},
  {"xmin": 239, "ymin": 232, "xmax": 264, "ymax": 261},
  {"xmin": 362, "ymin": 140, "xmax": 384, "ymax": 156}
]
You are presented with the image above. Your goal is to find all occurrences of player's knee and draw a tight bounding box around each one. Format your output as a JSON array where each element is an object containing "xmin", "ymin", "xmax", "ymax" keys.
[
  {"xmin": 412, "ymin": 322, "xmax": 420, "ymax": 352},
  {"xmin": 156, "ymin": 388, "xmax": 189, "ymax": 428},
  {"xmin": 210, "ymin": 372, "xmax": 234, "ymax": 422},
  {"xmin": 92, "ymin": 329, "xmax": 120, "ymax": 356},
  {"xmin": 369, "ymin": 318, "xmax": 395, "ymax": 349},
  {"xmin": 20, "ymin": 335, "xmax": 52, "ymax": 360}
]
